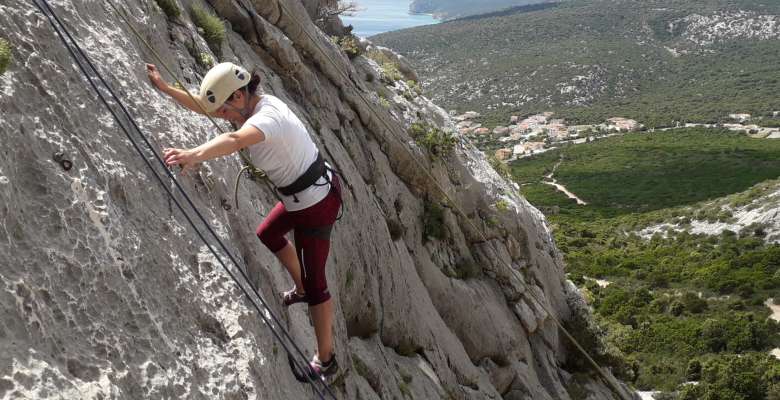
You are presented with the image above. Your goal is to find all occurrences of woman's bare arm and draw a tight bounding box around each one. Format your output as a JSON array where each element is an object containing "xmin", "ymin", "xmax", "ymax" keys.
[
  {"xmin": 163, "ymin": 124, "xmax": 266, "ymax": 172},
  {"xmin": 147, "ymin": 64, "xmax": 212, "ymax": 115}
]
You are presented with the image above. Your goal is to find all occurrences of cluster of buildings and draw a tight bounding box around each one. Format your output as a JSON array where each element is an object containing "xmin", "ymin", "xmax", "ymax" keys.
[
  {"xmin": 455, "ymin": 110, "xmax": 780, "ymax": 163},
  {"xmin": 665, "ymin": 113, "xmax": 780, "ymax": 138},
  {"xmin": 453, "ymin": 111, "xmax": 642, "ymax": 161}
]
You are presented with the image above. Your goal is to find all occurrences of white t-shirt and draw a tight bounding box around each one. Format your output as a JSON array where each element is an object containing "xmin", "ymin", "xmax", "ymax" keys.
[{"xmin": 243, "ymin": 95, "xmax": 331, "ymax": 211}]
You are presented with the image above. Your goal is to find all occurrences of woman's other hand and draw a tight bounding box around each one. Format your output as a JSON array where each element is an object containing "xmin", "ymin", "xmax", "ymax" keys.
[
  {"xmin": 163, "ymin": 148, "xmax": 199, "ymax": 174},
  {"xmin": 146, "ymin": 64, "xmax": 167, "ymax": 91}
]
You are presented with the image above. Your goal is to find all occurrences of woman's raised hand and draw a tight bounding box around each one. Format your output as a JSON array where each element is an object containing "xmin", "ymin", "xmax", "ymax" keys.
[
  {"xmin": 146, "ymin": 64, "xmax": 167, "ymax": 91},
  {"xmin": 163, "ymin": 148, "xmax": 199, "ymax": 174}
]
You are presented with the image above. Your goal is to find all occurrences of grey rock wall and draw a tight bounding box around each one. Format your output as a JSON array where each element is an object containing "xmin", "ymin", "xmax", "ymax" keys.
[{"xmin": 0, "ymin": 0, "xmax": 628, "ymax": 398}]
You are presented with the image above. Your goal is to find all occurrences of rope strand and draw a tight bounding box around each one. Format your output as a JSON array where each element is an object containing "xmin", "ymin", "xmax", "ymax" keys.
[
  {"xmin": 102, "ymin": 0, "xmax": 273, "ymax": 198},
  {"xmin": 32, "ymin": 1, "xmax": 334, "ymax": 398}
]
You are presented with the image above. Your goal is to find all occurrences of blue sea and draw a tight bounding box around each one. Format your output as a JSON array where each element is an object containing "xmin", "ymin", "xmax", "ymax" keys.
[{"xmin": 341, "ymin": 0, "xmax": 439, "ymax": 38}]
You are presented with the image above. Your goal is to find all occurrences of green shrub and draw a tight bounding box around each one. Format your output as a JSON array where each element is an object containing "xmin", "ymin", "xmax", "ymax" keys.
[
  {"xmin": 352, "ymin": 357, "xmax": 370, "ymax": 378},
  {"xmin": 198, "ymin": 52, "xmax": 214, "ymax": 68},
  {"xmin": 332, "ymin": 34, "xmax": 362, "ymax": 59},
  {"xmin": 191, "ymin": 6, "xmax": 225, "ymax": 54},
  {"xmin": 561, "ymin": 312, "xmax": 633, "ymax": 382},
  {"xmin": 488, "ymin": 155, "xmax": 511, "ymax": 178},
  {"xmin": 0, "ymin": 39, "xmax": 11, "ymax": 75},
  {"xmin": 685, "ymin": 359, "xmax": 702, "ymax": 381},
  {"xmin": 408, "ymin": 122, "xmax": 457, "ymax": 160},
  {"xmin": 680, "ymin": 292, "xmax": 708, "ymax": 314},
  {"xmin": 422, "ymin": 201, "xmax": 447, "ymax": 242},
  {"xmin": 407, "ymin": 80, "xmax": 422, "ymax": 95},
  {"xmin": 452, "ymin": 259, "xmax": 481, "ymax": 280},
  {"xmin": 402, "ymin": 88, "xmax": 415, "ymax": 102},
  {"xmin": 366, "ymin": 49, "xmax": 403, "ymax": 83},
  {"xmin": 678, "ymin": 354, "xmax": 778, "ymax": 400},
  {"xmin": 345, "ymin": 269, "xmax": 354, "ymax": 289},
  {"xmin": 381, "ymin": 63, "xmax": 403, "ymax": 83},
  {"xmin": 154, "ymin": 0, "xmax": 180, "ymax": 19},
  {"xmin": 495, "ymin": 199, "xmax": 510, "ymax": 212}
]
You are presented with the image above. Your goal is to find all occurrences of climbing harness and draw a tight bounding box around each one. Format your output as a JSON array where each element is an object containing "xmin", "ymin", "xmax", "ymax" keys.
[
  {"xmin": 278, "ymin": 152, "xmax": 327, "ymax": 201},
  {"xmin": 32, "ymin": 0, "xmax": 336, "ymax": 398},
  {"xmin": 266, "ymin": 2, "xmax": 634, "ymax": 399}
]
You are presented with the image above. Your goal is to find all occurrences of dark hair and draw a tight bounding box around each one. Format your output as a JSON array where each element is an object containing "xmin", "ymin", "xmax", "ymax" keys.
[
  {"xmin": 247, "ymin": 72, "xmax": 262, "ymax": 94},
  {"xmin": 227, "ymin": 71, "xmax": 262, "ymax": 102}
]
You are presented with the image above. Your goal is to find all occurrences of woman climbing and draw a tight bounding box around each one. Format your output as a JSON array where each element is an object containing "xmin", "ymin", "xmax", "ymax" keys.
[{"xmin": 147, "ymin": 62, "xmax": 341, "ymax": 378}]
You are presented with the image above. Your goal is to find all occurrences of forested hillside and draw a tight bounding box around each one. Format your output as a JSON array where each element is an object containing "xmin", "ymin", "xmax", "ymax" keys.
[
  {"xmin": 510, "ymin": 129, "xmax": 780, "ymax": 398},
  {"xmin": 374, "ymin": 0, "xmax": 780, "ymax": 128},
  {"xmin": 408, "ymin": 0, "xmax": 554, "ymax": 20}
]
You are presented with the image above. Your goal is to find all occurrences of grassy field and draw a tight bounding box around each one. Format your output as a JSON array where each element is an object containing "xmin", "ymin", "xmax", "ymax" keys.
[
  {"xmin": 509, "ymin": 128, "xmax": 780, "ymax": 394},
  {"xmin": 512, "ymin": 129, "xmax": 780, "ymax": 217}
]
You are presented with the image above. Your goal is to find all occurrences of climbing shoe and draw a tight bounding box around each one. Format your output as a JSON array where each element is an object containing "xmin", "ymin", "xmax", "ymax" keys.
[
  {"xmin": 309, "ymin": 353, "xmax": 338, "ymax": 378},
  {"xmin": 282, "ymin": 287, "xmax": 307, "ymax": 307}
]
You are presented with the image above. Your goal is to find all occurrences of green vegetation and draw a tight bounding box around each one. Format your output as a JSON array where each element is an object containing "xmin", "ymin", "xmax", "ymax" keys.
[
  {"xmin": 331, "ymin": 34, "xmax": 362, "ymax": 59},
  {"xmin": 488, "ymin": 154, "xmax": 511, "ymax": 178},
  {"xmin": 345, "ymin": 269, "xmax": 354, "ymax": 289},
  {"xmin": 398, "ymin": 371, "xmax": 413, "ymax": 398},
  {"xmin": 760, "ymin": 117, "xmax": 780, "ymax": 128},
  {"xmin": 366, "ymin": 49, "xmax": 403, "ymax": 83},
  {"xmin": 352, "ymin": 356, "xmax": 370, "ymax": 379},
  {"xmin": 0, "ymin": 38, "xmax": 11, "ymax": 75},
  {"xmin": 154, "ymin": 0, "xmax": 180, "ymax": 19},
  {"xmin": 678, "ymin": 354, "xmax": 780, "ymax": 400},
  {"xmin": 495, "ymin": 199, "xmax": 510, "ymax": 212},
  {"xmin": 509, "ymin": 129, "xmax": 780, "ymax": 395},
  {"xmin": 422, "ymin": 200, "xmax": 447, "ymax": 242},
  {"xmin": 511, "ymin": 129, "xmax": 780, "ymax": 218},
  {"xmin": 407, "ymin": 80, "xmax": 422, "ymax": 96},
  {"xmin": 191, "ymin": 6, "xmax": 225, "ymax": 55},
  {"xmin": 408, "ymin": 122, "xmax": 457, "ymax": 160},
  {"xmin": 374, "ymin": 0, "xmax": 780, "ymax": 128},
  {"xmin": 198, "ymin": 52, "xmax": 214, "ymax": 68}
]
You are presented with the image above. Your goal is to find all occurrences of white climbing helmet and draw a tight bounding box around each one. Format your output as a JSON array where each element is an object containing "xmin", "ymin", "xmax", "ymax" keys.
[{"xmin": 193, "ymin": 62, "xmax": 251, "ymax": 113}]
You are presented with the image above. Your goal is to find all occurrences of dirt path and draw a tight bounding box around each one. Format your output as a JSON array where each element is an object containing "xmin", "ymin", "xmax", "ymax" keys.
[
  {"xmin": 543, "ymin": 159, "xmax": 588, "ymax": 205},
  {"xmin": 767, "ymin": 299, "xmax": 780, "ymax": 360}
]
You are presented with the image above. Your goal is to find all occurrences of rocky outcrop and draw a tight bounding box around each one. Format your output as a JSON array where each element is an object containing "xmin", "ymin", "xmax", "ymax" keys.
[
  {"xmin": 640, "ymin": 179, "xmax": 780, "ymax": 243},
  {"xmin": 0, "ymin": 0, "xmax": 629, "ymax": 399}
]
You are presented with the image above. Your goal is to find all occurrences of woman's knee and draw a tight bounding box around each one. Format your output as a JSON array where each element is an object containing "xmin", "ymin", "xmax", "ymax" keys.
[
  {"xmin": 256, "ymin": 224, "xmax": 287, "ymax": 253},
  {"xmin": 304, "ymin": 283, "xmax": 331, "ymax": 306}
]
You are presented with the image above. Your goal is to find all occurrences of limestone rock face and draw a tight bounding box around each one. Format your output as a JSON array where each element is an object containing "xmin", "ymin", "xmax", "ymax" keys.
[{"xmin": 0, "ymin": 0, "xmax": 628, "ymax": 399}]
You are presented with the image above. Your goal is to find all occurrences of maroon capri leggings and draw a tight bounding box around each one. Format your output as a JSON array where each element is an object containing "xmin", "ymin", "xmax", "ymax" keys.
[{"xmin": 256, "ymin": 176, "xmax": 342, "ymax": 306}]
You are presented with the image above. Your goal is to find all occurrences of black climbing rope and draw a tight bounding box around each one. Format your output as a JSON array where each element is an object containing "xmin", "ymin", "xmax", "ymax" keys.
[{"xmin": 31, "ymin": 1, "xmax": 336, "ymax": 398}]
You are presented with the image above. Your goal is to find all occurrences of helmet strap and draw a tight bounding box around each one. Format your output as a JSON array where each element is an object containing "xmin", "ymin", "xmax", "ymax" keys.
[{"xmin": 221, "ymin": 87, "xmax": 255, "ymax": 123}]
